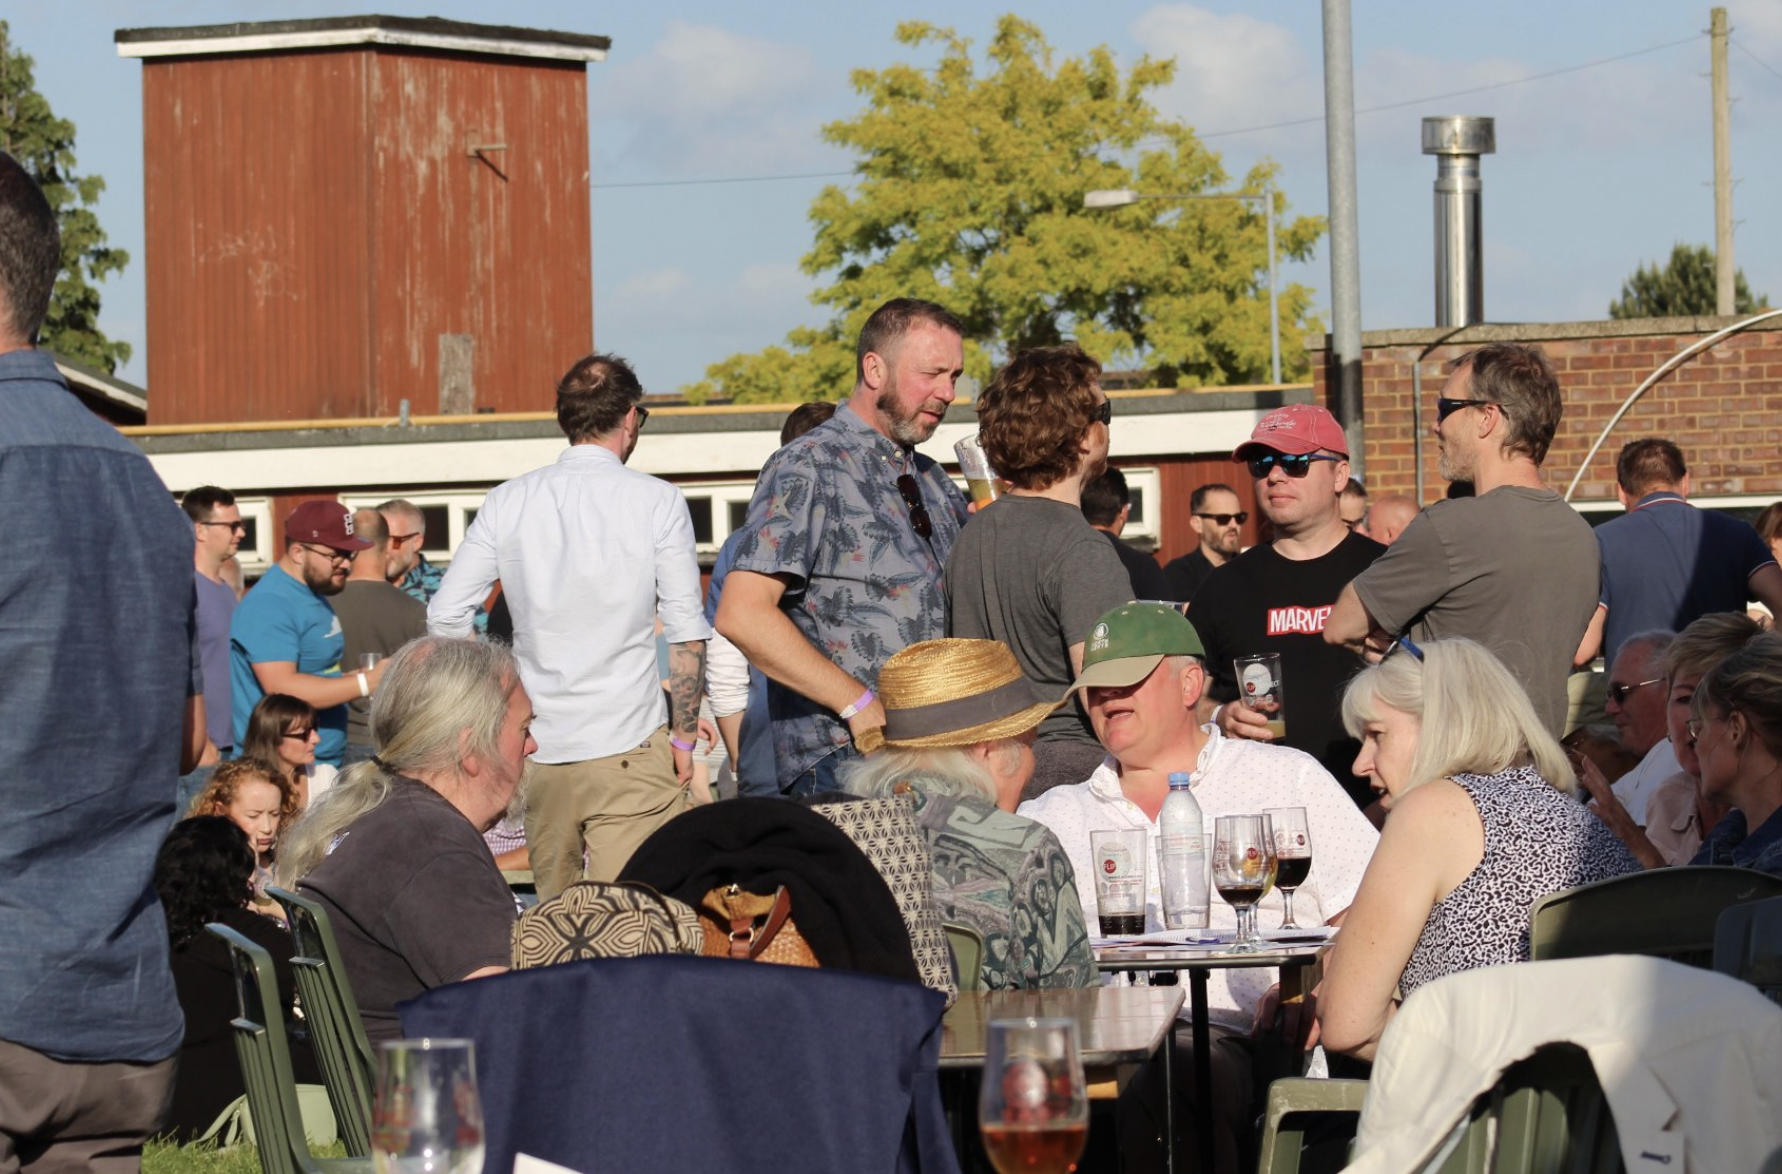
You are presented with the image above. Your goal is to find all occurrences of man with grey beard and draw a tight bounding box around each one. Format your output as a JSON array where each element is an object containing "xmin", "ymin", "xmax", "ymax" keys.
[
  {"xmin": 718, "ymin": 298, "xmax": 971, "ymax": 795},
  {"xmin": 279, "ymin": 637, "xmax": 533, "ymax": 1041}
]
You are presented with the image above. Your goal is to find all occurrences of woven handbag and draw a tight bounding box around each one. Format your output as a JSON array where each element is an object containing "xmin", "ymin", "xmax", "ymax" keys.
[
  {"xmin": 511, "ymin": 880, "xmax": 704, "ymax": 969},
  {"xmin": 697, "ymin": 884, "xmax": 820, "ymax": 968}
]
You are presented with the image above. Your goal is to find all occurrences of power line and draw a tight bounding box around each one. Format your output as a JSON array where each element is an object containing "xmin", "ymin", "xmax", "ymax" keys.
[
  {"xmin": 1731, "ymin": 37, "xmax": 1782, "ymax": 85},
  {"xmin": 592, "ymin": 31, "xmax": 1707, "ymax": 191}
]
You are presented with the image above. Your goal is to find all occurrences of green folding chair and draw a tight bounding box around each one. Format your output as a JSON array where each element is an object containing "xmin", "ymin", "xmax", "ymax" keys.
[
  {"xmin": 1529, "ymin": 866, "xmax": 1782, "ymax": 969},
  {"xmin": 208, "ymin": 923, "xmax": 372, "ymax": 1174},
  {"xmin": 1714, "ymin": 893, "xmax": 1782, "ymax": 1005},
  {"xmin": 267, "ymin": 887, "xmax": 375, "ymax": 1156},
  {"xmin": 942, "ymin": 922, "xmax": 984, "ymax": 992}
]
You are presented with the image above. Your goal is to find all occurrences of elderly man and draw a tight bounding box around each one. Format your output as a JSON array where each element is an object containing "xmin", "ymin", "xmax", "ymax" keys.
[
  {"xmin": 946, "ymin": 344, "xmax": 1130, "ymax": 796},
  {"xmin": 281, "ymin": 637, "xmax": 532, "ymax": 1041},
  {"xmin": 1327, "ymin": 344, "xmax": 1599, "ymax": 738},
  {"xmin": 1601, "ymin": 631, "xmax": 1681, "ymax": 824},
  {"xmin": 1020, "ymin": 601, "xmax": 1378, "ymax": 1173},
  {"xmin": 718, "ymin": 298, "xmax": 970, "ymax": 794},
  {"xmin": 840, "ymin": 638, "xmax": 1097, "ymax": 990}
]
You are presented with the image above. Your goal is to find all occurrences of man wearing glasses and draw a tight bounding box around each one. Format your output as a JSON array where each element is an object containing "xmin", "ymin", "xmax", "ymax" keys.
[
  {"xmin": 1162, "ymin": 483, "xmax": 1247, "ymax": 603},
  {"xmin": 718, "ymin": 298, "xmax": 970, "ymax": 795},
  {"xmin": 230, "ymin": 500, "xmax": 380, "ymax": 770},
  {"xmin": 1188, "ymin": 405, "xmax": 1386, "ymax": 811},
  {"xmin": 182, "ymin": 485, "xmax": 244, "ymax": 786},
  {"xmin": 1326, "ymin": 343, "xmax": 1598, "ymax": 738},
  {"xmin": 945, "ymin": 344, "xmax": 1128, "ymax": 798}
]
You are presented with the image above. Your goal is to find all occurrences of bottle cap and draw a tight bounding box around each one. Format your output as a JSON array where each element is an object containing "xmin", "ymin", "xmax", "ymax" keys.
[{"xmin": 1167, "ymin": 771, "xmax": 1192, "ymax": 788}]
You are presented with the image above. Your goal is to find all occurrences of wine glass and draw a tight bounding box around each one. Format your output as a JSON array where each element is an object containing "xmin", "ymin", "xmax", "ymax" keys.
[
  {"xmin": 372, "ymin": 1039, "xmax": 485, "ymax": 1174},
  {"xmin": 1212, "ymin": 815, "xmax": 1275, "ymax": 953},
  {"xmin": 1263, "ymin": 807, "xmax": 1313, "ymax": 930},
  {"xmin": 978, "ymin": 1018, "xmax": 1089, "ymax": 1174}
]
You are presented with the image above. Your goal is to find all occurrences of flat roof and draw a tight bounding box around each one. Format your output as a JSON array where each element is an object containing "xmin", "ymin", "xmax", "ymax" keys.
[{"xmin": 116, "ymin": 15, "xmax": 610, "ymax": 63}]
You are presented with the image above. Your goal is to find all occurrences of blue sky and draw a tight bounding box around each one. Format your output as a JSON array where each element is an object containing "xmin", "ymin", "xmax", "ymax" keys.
[{"xmin": 10, "ymin": 1, "xmax": 1782, "ymax": 394}]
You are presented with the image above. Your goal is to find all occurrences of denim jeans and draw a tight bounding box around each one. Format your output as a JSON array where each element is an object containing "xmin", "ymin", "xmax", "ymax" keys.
[{"xmin": 782, "ymin": 744, "xmax": 860, "ymax": 798}]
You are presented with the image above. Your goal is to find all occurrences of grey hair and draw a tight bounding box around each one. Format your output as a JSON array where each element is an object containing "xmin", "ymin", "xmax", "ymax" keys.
[
  {"xmin": 840, "ymin": 743, "xmax": 1013, "ymax": 804},
  {"xmin": 278, "ymin": 636, "xmax": 521, "ymax": 884},
  {"xmin": 1613, "ymin": 630, "xmax": 1676, "ymax": 672},
  {"xmin": 1341, "ymin": 637, "xmax": 1575, "ymax": 795}
]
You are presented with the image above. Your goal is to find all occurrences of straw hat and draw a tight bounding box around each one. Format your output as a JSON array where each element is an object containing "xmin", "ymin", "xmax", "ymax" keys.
[{"xmin": 875, "ymin": 639, "xmax": 1061, "ymax": 750}]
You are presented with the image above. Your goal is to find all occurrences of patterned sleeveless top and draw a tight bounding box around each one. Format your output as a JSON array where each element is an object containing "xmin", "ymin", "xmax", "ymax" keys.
[{"xmin": 1399, "ymin": 766, "xmax": 1641, "ymax": 997}]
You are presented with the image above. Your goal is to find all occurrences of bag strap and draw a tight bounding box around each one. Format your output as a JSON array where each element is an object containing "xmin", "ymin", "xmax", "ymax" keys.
[{"xmin": 719, "ymin": 884, "xmax": 794, "ymax": 960}]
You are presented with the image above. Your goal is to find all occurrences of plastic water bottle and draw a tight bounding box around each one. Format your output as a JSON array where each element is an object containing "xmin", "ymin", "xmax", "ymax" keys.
[{"xmin": 1158, "ymin": 771, "xmax": 1209, "ymax": 929}]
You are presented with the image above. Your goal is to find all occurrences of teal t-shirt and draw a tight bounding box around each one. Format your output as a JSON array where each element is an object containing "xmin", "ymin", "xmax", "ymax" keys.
[{"xmin": 230, "ymin": 563, "xmax": 349, "ymax": 764}]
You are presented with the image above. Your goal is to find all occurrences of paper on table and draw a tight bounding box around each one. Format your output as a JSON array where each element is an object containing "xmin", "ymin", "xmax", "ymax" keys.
[
  {"xmin": 515, "ymin": 1154, "xmax": 586, "ymax": 1174},
  {"xmin": 1092, "ymin": 928, "xmax": 1224, "ymax": 949}
]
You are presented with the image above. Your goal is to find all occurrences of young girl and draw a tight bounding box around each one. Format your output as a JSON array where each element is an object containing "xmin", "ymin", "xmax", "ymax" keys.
[
  {"xmin": 241, "ymin": 693, "xmax": 340, "ymax": 811},
  {"xmin": 189, "ymin": 758, "xmax": 295, "ymax": 917}
]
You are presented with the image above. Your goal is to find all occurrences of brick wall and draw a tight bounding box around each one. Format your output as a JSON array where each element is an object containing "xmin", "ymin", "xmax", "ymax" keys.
[{"xmin": 1309, "ymin": 315, "xmax": 1782, "ymax": 506}]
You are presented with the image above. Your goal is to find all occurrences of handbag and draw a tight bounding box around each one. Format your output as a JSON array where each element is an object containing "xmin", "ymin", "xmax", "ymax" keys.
[
  {"xmin": 512, "ymin": 880, "xmax": 704, "ymax": 969},
  {"xmin": 697, "ymin": 883, "xmax": 819, "ymax": 968}
]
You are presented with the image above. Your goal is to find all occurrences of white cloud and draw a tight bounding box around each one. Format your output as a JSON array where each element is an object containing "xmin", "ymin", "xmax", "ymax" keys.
[{"xmin": 594, "ymin": 21, "xmax": 844, "ymax": 177}]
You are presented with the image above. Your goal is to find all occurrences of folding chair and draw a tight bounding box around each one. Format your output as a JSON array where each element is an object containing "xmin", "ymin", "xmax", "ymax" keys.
[
  {"xmin": 1714, "ymin": 893, "xmax": 1782, "ymax": 1005},
  {"xmin": 1529, "ymin": 865, "xmax": 1782, "ymax": 968},
  {"xmin": 207, "ymin": 923, "xmax": 372, "ymax": 1174},
  {"xmin": 943, "ymin": 923, "xmax": 985, "ymax": 993},
  {"xmin": 267, "ymin": 886, "xmax": 375, "ymax": 1156}
]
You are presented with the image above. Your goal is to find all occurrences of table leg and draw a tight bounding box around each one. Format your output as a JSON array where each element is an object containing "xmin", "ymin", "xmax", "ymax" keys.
[
  {"xmin": 1191, "ymin": 969, "xmax": 1213, "ymax": 1174},
  {"xmin": 1164, "ymin": 1018, "xmax": 1179, "ymax": 1174}
]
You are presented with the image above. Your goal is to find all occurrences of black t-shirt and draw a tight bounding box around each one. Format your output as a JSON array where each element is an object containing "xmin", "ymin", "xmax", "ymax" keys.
[
  {"xmin": 1163, "ymin": 547, "xmax": 1217, "ymax": 603},
  {"xmin": 1099, "ymin": 531, "xmax": 1174, "ymax": 601},
  {"xmin": 1187, "ymin": 531, "xmax": 1385, "ymax": 807}
]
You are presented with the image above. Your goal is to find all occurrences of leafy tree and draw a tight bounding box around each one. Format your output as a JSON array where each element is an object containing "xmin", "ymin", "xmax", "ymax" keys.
[
  {"xmin": 0, "ymin": 21, "xmax": 131, "ymax": 372},
  {"xmin": 1608, "ymin": 243, "xmax": 1767, "ymax": 320},
  {"xmin": 686, "ymin": 16, "xmax": 1324, "ymax": 403}
]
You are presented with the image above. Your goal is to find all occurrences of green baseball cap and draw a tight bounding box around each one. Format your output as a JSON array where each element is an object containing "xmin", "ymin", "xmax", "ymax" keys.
[{"xmin": 1066, "ymin": 602, "xmax": 1206, "ymax": 696}]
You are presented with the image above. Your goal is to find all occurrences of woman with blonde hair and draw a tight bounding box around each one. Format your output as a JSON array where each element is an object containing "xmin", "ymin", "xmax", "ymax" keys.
[
  {"xmin": 1319, "ymin": 638, "xmax": 1639, "ymax": 1059},
  {"xmin": 1689, "ymin": 631, "xmax": 1782, "ymax": 875}
]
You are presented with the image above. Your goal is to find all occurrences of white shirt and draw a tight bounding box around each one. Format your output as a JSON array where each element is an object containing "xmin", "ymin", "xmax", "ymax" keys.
[
  {"xmin": 1018, "ymin": 727, "xmax": 1380, "ymax": 1027},
  {"xmin": 429, "ymin": 445, "xmax": 711, "ymax": 762},
  {"xmin": 1610, "ymin": 738, "xmax": 1682, "ymax": 825},
  {"xmin": 705, "ymin": 629, "xmax": 751, "ymax": 718}
]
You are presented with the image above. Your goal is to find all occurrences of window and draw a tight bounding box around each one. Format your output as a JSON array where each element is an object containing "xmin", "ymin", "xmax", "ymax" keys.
[{"xmin": 339, "ymin": 492, "xmax": 489, "ymax": 563}]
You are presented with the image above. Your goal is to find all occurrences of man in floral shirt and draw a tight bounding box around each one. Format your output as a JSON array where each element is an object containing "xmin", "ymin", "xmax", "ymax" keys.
[
  {"xmin": 717, "ymin": 298, "xmax": 970, "ymax": 794},
  {"xmin": 380, "ymin": 498, "xmax": 486, "ymax": 635}
]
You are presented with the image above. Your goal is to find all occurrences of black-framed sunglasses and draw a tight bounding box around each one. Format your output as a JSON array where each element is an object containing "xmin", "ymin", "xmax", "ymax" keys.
[
  {"xmin": 1194, "ymin": 511, "xmax": 1248, "ymax": 526},
  {"xmin": 1093, "ymin": 399, "xmax": 1112, "ymax": 425},
  {"xmin": 281, "ymin": 727, "xmax": 316, "ymax": 741},
  {"xmin": 1436, "ymin": 397, "xmax": 1491, "ymax": 423},
  {"xmin": 1607, "ymin": 677, "xmax": 1663, "ymax": 705},
  {"xmin": 1245, "ymin": 453, "xmax": 1342, "ymax": 479},
  {"xmin": 895, "ymin": 473, "xmax": 933, "ymax": 540},
  {"xmin": 197, "ymin": 520, "xmax": 248, "ymax": 532},
  {"xmin": 634, "ymin": 404, "xmax": 651, "ymax": 429}
]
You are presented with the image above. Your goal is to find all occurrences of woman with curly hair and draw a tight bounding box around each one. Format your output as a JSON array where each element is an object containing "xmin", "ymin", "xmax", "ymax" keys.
[
  {"xmin": 241, "ymin": 692, "xmax": 339, "ymax": 811},
  {"xmin": 152, "ymin": 816, "xmax": 318, "ymax": 1141},
  {"xmin": 188, "ymin": 758, "xmax": 294, "ymax": 916}
]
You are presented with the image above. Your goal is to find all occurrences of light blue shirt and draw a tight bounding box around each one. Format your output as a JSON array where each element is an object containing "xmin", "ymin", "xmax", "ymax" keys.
[{"xmin": 231, "ymin": 563, "xmax": 349, "ymax": 765}]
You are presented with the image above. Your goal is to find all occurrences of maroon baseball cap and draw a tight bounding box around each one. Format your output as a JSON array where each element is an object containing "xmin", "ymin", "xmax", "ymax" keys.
[
  {"xmin": 285, "ymin": 500, "xmax": 372, "ymax": 550},
  {"xmin": 1233, "ymin": 404, "xmax": 1349, "ymax": 460}
]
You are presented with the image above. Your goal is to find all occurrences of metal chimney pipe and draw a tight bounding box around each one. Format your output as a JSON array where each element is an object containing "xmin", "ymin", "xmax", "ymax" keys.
[{"xmin": 1421, "ymin": 116, "xmax": 1495, "ymax": 327}]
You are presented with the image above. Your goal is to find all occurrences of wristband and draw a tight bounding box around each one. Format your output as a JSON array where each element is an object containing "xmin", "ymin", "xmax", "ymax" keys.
[
  {"xmin": 356, "ymin": 671, "xmax": 371, "ymax": 698},
  {"xmin": 838, "ymin": 688, "xmax": 875, "ymax": 721},
  {"xmin": 1209, "ymin": 704, "xmax": 1224, "ymax": 728},
  {"xmin": 670, "ymin": 735, "xmax": 697, "ymax": 752}
]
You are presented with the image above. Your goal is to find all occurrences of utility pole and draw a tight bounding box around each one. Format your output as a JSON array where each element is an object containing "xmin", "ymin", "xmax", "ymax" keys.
[
  {"xmin": 1711, "ymin": 7, "xmax": 1734, "ymax": 316},
  {"xmin": 1322, "ymin": 0, "xmax": 1365, "ymax": 475}
]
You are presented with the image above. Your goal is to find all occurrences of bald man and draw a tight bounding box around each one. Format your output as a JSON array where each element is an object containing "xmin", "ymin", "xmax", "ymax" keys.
[{"xmin": 1368, "ymin": 495, "xmax": 1419, "ymax": 545}]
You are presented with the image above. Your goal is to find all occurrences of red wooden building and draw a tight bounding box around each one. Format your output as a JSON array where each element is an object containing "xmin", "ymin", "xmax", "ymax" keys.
[{"xmin": 117, "ymin": 15, "xmax": 609, "ymax": 425}]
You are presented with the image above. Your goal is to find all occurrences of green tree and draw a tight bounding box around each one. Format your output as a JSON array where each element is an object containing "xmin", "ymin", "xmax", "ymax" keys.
[
  {"xmin": 1608, "ymin": 243, "xmax": 1768, "ymax": 320},
  {"xmin": 0, "ymin": 21, "xmax": 131, "ymax": 372},
  {"xmin": 686, "ymin": 16, "xmax": 1324, "ymax": 403}
]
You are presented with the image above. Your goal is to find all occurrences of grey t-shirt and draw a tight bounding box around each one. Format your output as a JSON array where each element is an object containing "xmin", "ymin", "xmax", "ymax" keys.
[
  {"xmin": 331, "ymin": 579, "xmax": 428, "ymax": 748},
  {"xmin": 1350, "ymin": 487, "xmax": 1599, "ymax": 736},
  {"xmin": 299, "ymin": 777, "xmax": 516, "ymax": 1041},
  {"xmin": 946, "ymin": 495, "xmax": 1133, "ymax": 746}
]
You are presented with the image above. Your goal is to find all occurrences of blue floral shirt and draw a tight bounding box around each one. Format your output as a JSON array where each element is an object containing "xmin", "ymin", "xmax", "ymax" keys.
[
  {"xmin": 730, "ymin": 402, "xmax": 967, "ymax": 785},
  {"xmin": 399, "ymin": 554, "xmax": 486, "ymax": 635}
]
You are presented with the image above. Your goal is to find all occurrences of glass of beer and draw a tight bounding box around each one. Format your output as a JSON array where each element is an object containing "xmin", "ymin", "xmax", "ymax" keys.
[
  {"xmin": 1089, "ymin": 829, "xmax": 1148, "ymax": 936},
  {"xmin": 1212, "ymin": 815, "xmax": 1277, "ymax": 952},
  {"xmin": 1263, "ymin": 806, "xmax": 1312, "ymax": 929},
  {"xmin": 979, "ymin": 1018, "xmax": 1089, "ymax": 1174},
  {"xmin": 955, "ymin": 434, "xmax": 1004, "ymax": 507},
  {"xmin": 1234, "ymin": 653, "xmax": 1287, "ymax": 738}
]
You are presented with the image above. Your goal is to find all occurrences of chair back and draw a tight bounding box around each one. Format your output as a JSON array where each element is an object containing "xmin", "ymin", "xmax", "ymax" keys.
[
  {"xmin": 943, "ymin": 923, "xmax": 984, "ymax": 992},
  {"xmin": 208, "ymin": 923, "xmax": 372, "ymax": 1174},
  {"xmin": 1529, "ymin": 866, "xmax": 1782, "ymax": 968},
  {"xmin": 398, "ymin": 954, "xmax": 960, "ymax": 1174},
  {"xmin": 1715, "ymin": 894, "xmax": 1782, "ymax": 1005},
  {"xmin": 1420, "ymin": 1044, "xmax": 1620, "ymax": 1174},
  {"xmin": 267, "ymin": 886, "xmax": 375, "ymax": 1156}
]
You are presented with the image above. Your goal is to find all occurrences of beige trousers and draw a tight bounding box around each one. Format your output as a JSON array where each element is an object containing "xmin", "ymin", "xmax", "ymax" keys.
[{"xmin": 524, "ymin": 725, "xmax": 690, "ymax": 898}]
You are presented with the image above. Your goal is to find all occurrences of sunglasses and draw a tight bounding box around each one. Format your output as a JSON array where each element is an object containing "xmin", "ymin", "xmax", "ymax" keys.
[
  {"xmin": 1093, "ymin": 399, "xmax": 1112, "ymax": 425},
  {"xmin": 1194, "ymin": 512, "xmax": 1248, "ymax": 526},
  {"xmin": 1391, "ymin": 635, "xmax": 1425, "ymax": 662},
  {"xmin": 198, "ymin": 520, "xmax": 248, "ymax": 532},
  {"xmin": 281, "ymin": 728, "xmax": 315, "ymax": 741},
  {"xmin": 1436, "ymin": 397, "xmax": 1491, "ymax": 423},
  {"xmin": 895, "ymin": 473, "xmax": 933, "ymax": 540},
  {"xmin": 1607, "ymin": 677, "xmax": 1663, "ymax": 705},
  {"xmin": 635, "ymin": 405, "xmax": 650, "ymax": 429},
  {"xmin": 1245, "ymin": 453, "xmax": 1342, "ymax": 479}
]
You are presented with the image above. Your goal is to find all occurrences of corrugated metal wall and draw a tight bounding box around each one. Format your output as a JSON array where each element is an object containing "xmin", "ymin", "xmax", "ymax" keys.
[{"xmin": 142, "ymin": 46, "xmax": 592, "ymax": 425}]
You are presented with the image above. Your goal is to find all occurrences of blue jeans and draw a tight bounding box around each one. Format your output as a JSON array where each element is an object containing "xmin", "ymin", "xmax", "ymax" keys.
[
  {"xmin": 783, "ymin": 744, "xmax": 860, "ymax": 798},
  {"xmin": 175, "ymin": 762, "xmax": 217, "ymax": 816}
]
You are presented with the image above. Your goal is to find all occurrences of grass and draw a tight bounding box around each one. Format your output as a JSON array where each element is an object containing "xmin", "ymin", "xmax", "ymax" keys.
[{"xmin": 143, "ymin": 1137, "xmax": 350, "ymax": 1174}]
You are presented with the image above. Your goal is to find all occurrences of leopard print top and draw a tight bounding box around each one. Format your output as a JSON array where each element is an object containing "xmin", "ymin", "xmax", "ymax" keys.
[{"xmin": 1399, "ymin": 767, "xmax": 1641, "ymax": 997}]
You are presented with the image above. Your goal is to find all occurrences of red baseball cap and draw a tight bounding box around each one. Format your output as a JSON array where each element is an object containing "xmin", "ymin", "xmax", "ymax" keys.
[
  {"xmin": 285, "ymin": 500, "xmax": 372, "ymax": 550},
  {"xmin": 1233, "ymin": 404, "xmax": 1349, "ymax": 460}
]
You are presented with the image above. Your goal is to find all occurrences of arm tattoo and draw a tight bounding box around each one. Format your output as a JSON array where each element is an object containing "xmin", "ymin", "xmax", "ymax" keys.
[{"xmin": 667, "ymin": 640, "xmax": 706, "ymax": 738}]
